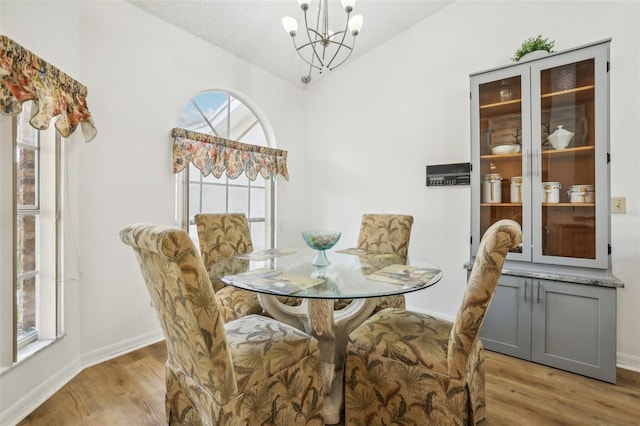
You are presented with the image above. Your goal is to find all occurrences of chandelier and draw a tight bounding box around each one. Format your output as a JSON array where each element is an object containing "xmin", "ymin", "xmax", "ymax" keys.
[{"xmin": 282, "ymin": 0, "xmax": 363, "ymax": 85}]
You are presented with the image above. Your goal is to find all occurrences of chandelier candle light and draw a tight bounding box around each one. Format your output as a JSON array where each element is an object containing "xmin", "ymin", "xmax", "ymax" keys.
[{"xmin": 282, "ymin": 0, "xmax": 363, "ymax": 84}]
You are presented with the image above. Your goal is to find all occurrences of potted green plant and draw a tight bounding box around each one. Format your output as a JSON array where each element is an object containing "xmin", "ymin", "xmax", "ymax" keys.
[{"xmin": 512, "ymin": 35, "xmax": 555, "ymax": 62}]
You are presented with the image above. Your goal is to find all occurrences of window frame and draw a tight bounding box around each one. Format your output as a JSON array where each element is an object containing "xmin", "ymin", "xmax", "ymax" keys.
[
  {"xmin": 175, "ymin": 90, "xmax": 277, "ymax": 250},
  {"xmin": 0, "ymin": 106, "xmax": 64, "ymax": 367},
  {"xmin": 16, "ymin": 119, "xmax": 41, "ymax": 348}
]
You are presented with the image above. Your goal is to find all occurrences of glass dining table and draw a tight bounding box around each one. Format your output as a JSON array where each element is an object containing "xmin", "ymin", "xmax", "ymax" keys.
[{"xmin": 212, "ymin": 247, "xmax": 442, "ymax": 425}]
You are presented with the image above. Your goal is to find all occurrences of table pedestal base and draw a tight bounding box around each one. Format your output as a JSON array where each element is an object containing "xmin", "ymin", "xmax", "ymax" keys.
[
  {"xmin": 322, "ymin": 365, "xmax": 344, "ymax": 425},
  {"xmin": 257, "ymin": 295, "xmax": 378, "ymax": 425}
]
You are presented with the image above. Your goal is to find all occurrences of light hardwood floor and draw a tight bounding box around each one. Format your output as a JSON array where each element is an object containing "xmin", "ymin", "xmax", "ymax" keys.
[{"xmin": 18, "ymin": 341, "xmax": 640, "ymax": 425}]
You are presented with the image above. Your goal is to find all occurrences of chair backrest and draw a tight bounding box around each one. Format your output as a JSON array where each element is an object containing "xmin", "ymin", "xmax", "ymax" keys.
[
  {"xmin": 120, "ymin": 224, "xmax": 237, "ymax": 401},
  {"xmin": 357, "ymin": 214, "xmax": 414, "ymax": 256},
  {"xmin": 447, "ymin": 219, "xmax": 522, "ymax": 378},
  {"xmin": 195, "ymin": 213, "xmax": 253, "ymax": 290}
]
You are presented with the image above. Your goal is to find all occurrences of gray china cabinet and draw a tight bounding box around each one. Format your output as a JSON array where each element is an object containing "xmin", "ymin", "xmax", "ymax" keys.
[{"xmin": 468, "ymin": 39, "xmax": 622, "ymax": 383}]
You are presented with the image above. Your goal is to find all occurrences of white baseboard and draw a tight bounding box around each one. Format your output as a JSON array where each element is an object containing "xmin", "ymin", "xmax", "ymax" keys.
[
  {"xmin": 80, "ymin": 329, "xmax": 164, "ymax": 368},
  {"xmin": 617, "ymin": 352, "xmax": 640, "ymax": 373},
  {"xmin": 1, "ymin": 329, "xmax": 164, "ymax": 426},
  {"xmin": 406, "ymin": 306, "xmax": 456, "ymax": 323},
  {"xmin": 1, "ymin": 357, "xmax": 82, "ymax": 426}
]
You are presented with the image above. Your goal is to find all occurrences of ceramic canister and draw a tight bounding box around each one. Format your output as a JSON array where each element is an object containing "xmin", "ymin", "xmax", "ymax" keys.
[
  {"xmin": 568, "ymin": 184, "xmax": 595, "ymax": 203},
  {"xmin": 482, "ymin": 173, "xmax": 503, "ymax": 203},
  {"xmin": 542, "ymin": 182, "xmax": 561, "ymax": 203},
  {"xmin": 510, "ymin": 176, "xmax": 523, "ymax": 203}
]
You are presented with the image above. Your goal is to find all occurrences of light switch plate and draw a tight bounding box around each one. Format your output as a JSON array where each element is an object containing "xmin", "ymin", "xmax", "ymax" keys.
[{"xmin": 611, "ymin": 197, "xmax": 626, "ymax": 214}]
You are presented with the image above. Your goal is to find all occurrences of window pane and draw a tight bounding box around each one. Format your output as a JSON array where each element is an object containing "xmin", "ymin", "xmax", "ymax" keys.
[
  {"xmin": 241, "ymin": 120, "xmax": 268, "ymax": 147},
  {"xmin": 17, "ymin": 276, "xmax": 37, "ymax": 340},
  {"xmin": 203, "ymin": 172, "xmax": 219, "ymax": 184},
  {"xmin": 251, "ymin": 176, "xmax": 265, "ymax": 189},
  {"xmin": 211, "ymin": 95, "xmax": 230, "ymax": 138},
  {"xmin": 16, "ymin": 102, "xmax": 38, "ymax": 147},
  {"xmin": 189, "ymin": 183, "xmax": 201, "ymax": 218},
  {"xmin": 250, "ymin": 187, "xmax": 265, "ymax": 218},
  {"xmin": 230, "ymin": 102, "xmax": 256, "ymax": 141},
  {"xmin": 188, "ymin": 223, "xmax": 198, "ymax": 242},
  {"xmin": 250, "ymin": 221, "xmax": 266, "ymax": 251},
  {"xmin": 214, "ymin": 118, "xmax": 229, "ymax": 139},
  {"xmin": 195, "ymin": 91, "xmax": 228, "ymax": 113},
  {"xmin": 179, "ymin": 92, "xmax": 228, "ymax": 135},
  {"xmin": 17, "ymin": 214, "xmax": 37, "ymax": 274},
  {"xmin": 188, "ymin": 163, "xmax": 202, "ymax": 183},
  {"xmin": 228, "ymin": 186, "xmax": 248, "ymax": 215},
  {"xmin": 202, "ymin": 184, "xmax": 226, "ymax": 213},
  {"xmin": 17, "ymin": 147, "xmax": 38, "ymax": 208},
  {"xmin": 232, "ymin": 171, "xmax": 249, "ymax": 186}
]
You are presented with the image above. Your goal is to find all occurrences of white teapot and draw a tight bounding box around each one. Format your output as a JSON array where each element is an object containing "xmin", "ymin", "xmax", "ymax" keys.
[{"xmin": 547, "ymin": 125, "xmax": 574, "ymax": 149}]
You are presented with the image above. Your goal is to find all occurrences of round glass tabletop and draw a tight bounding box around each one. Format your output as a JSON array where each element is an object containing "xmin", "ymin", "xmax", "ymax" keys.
[{"xmin": 212, "ymin": 247, "xmax": 442, "ymax": 299}]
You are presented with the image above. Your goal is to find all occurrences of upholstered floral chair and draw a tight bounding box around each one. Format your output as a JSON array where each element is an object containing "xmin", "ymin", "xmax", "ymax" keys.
[
  {"xmin": 195, "ymin": 213, "xmax": 263, "ymax": 322},
  {"xmin": 120, "ymin": 224, "xmax": 324, "ymax": 425},
  {"xmin": 195, "ymin": 213, "xmax": 300, "ymax": 320},
  {"xmin": 344, "ymin": 219, "xmax": 522, "ymax": 425},
  {"xmin": 335, "ymin": 213, "xmax": 414, "ymax": 312}
]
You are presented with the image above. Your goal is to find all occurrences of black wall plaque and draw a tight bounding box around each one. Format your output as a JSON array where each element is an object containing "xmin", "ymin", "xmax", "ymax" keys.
[{"xmin": 426, "ymin": 162, "xmax": 471, "ymax": 186}]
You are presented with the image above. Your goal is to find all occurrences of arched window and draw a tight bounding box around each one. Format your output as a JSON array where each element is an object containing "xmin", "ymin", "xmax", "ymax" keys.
[{"xmin": 175, "ymin": 90, "xmax": 274, "ymax": 250}]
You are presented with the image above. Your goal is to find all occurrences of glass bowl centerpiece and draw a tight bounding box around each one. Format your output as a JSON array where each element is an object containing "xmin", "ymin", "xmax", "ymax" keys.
[{"xmin": 301, "ymin": 231, "xmax": 341, "ymax": 266}]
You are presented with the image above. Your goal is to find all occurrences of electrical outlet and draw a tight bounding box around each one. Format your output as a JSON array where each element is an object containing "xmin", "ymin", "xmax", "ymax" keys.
[{"xmin": 611, "ymin": 197, "xmax": 626, "ymax": 214}]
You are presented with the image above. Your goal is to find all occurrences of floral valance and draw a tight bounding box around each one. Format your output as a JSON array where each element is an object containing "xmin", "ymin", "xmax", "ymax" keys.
[
  {"xmin": 0, "ymin": 35, "xmax": 97, "ymax": 142},
  {"xmin": 171, "ymin": 128, "xmax": 289, "ymax": 181}
]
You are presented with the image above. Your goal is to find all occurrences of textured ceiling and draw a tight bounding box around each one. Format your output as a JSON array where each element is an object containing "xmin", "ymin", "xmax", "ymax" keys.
[{"xmin": 127, "ymin": 0, "xmax": 453, "ymax": 87}]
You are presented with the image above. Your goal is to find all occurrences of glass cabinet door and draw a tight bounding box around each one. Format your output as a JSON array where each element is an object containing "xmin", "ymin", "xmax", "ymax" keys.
[
  {"xmin": 530, "ymin": 46, "xmax": 609, "ymax": 268},
  {"xmin": 471, "ymin": 67, "xmax": 531, "ymax": 261},
  {"xmin": 471, "ymin": 41, "xmax": 610, "ymax": 269}
]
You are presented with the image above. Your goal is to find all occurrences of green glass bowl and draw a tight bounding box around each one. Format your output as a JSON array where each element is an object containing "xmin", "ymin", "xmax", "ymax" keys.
[{"xmin": 301, "ymin": 231, "xmax": 341, "ymax": 251}]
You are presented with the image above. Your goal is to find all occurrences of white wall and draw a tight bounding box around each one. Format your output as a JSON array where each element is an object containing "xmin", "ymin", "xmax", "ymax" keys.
[
  {"xmin": 0, "ymin": 0, "xmax": 638, "ymax": 424},
  {"xmin": 0, "ymin": 2, "xmax": 86, "ymax": 422},
  {"xmin": 0, "ymin": 1, "xmax": 305, "ymax": 423},
  {"xmin": 298, "ymin": 0, "xmax": 640, "ymax": 362},
  {"xmin": 73, "ymin": 1, "xmax": 306, "ymax": 357}
]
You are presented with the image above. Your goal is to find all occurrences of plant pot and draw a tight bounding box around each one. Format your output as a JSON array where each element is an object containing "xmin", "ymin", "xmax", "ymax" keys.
[{"xmin": 519, "ymin": 50, "xmax": 550, "ymax": 62}]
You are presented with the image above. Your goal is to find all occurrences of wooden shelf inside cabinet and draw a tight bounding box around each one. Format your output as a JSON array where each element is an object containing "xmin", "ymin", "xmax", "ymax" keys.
[
  {"xmin": 480, "ymin": 147, "xmax": 594, "ymax": 158},
  {"xmin": 541, "ymin": 145, "xmax": 594, "ymax": 156},
  {"xmin": 479, "ymin": 99, "xmax": 521, "ymax": 117},
  {"xmin": 481, "ymin": 203, "xmax": 522, "ymax": 207},
  {"xmin": 481, "ymin": 152, "xmax": 522, "ymax": 160},
  {"xmin": 542, "ymin": 203, "xmax": 595, "ymax": 207},
  {"xmin": 541, "ymin": 85, "xmax": 595, "ymax": 109}
]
